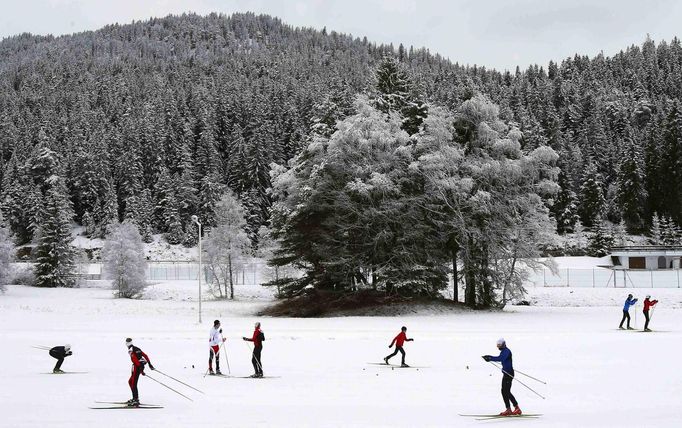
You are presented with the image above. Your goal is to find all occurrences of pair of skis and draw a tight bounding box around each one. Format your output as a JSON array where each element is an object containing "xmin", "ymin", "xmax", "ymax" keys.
[
  {"xmin": 208, "ymin": 373, "xmax": 281, "ymax": 379},
  {"xmin": 367, "ymin": 362, "xmax": 429, "ymax": 369},
  {"xmin": 89, "ymin": 401, "xmax": 163, "ymax": 410},
  {"xmin": 460, "ymin": 413, "xmax": 542, "ymax": 421}
]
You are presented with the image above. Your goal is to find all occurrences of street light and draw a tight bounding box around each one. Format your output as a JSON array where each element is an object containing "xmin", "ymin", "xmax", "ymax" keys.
[{"xmin": 192, "ymin": 215, "xmax": 202, "ymax": 323}]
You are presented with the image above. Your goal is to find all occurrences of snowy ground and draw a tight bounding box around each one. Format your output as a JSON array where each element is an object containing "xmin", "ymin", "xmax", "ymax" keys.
[{"xmin": 1, "ymin": 276, "xmax": 681, "ymax": 428}]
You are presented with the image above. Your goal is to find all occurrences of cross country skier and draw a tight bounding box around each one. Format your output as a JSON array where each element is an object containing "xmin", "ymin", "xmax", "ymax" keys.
[
  {"xmin": 125, "ymin": 338, "xmax": 155, "ymax": 406},
  {"xmin": 209, "ymin": 319, "xmax": 226, "ymax": 375},
  {"xmin": 643, "ymin": 295, "xmax": 658, "ymax": 332},
  {"xmin": 242, "ymin": 322, "xmax": 264, "ymax": 378},
  {"xmin": 384, "ymin": 326, "xmax": 414, "ymax": 367},
  {"xmin": 49, "ymin": 345, "xmax": 72, "ymax": 373},
  {"xmin": 619, "ymin": 294, "xmax": 638, "ymax": 330},
  {"xmin": 482, "ymin": 338, "xmax": 522, "ymax": 416}
]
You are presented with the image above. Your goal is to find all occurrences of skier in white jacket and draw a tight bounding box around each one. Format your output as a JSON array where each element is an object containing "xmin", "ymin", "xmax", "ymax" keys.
[{"xmin": 208, "ymin": 319, "xmax": 226, "ymax": 375}]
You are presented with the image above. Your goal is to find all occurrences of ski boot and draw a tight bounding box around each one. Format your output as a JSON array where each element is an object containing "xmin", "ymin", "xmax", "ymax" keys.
[
  {"xmin": 618, "ymin": 326, "xmax": 625, "ymax": 330},
  {"xmin": 644, "ymin": 328, "xmax": 652, "ymax": 332},
  {"xmin": 627, "ymin": 326, "xmax": 635, "ymax": 330},
  {"xmin": 208, "ymin": 368, "xmax": 215, "ymax": 375},
  {"xmin": 216, "ymin": 370, "xmax": 223, "ymax": 375},
  {"xmin": 53, "ymin": 369, "xmax": 64, "ymax": 374},
  {"xmin": 512, "ymin": 406, "xmax": 522, "ymax": 415},
  {"xmin": 127, "ymin": 399, "xmax": 140, "ymax": 407},
  {"xmin": 498, "ymin": 408, "xmax": 513, "ymax": 416},
  {"xmin": 249, "ymin": 373, "xmax": 259, "ymax": 378},
  {"xmin": 383, "ymin": 357, "xmax": 389, "ymax": 365},
  {"xmin": 256, "ymin": 373, "xmax": 264, "ymax": 378},
  {"xmin": 401, "ymin": 363, "xmax": 410, "ymax": 368}
]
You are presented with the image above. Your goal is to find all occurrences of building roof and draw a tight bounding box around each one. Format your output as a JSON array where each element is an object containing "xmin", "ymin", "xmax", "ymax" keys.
[{"xmin": 610, "ymin": 245, "xmax": 682, "ymax": 257}]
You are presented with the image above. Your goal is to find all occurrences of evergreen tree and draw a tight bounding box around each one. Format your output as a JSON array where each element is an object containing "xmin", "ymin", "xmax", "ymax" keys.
[
  {"xmin": 81, "ymin": 211, "xmax": 96, "ymax": 238},
  {"xmin": 34, "ymin": 185, "xmax": 76, "ymax": 288},
  {"xmin": 578, "ymin": 162, "xmax": 606, "ymax": 228},
  {"xmin": 616, "ymin": 139, "xmax": 647, "ymax": 233},
  {"xmin": 374, "ymin": 56, "xmax": 410, "ymax": 115},
  {"xmin": 553, "ymin": 169, "xmax": 580, "ymax": 234},
  {"xmin": 661, "ymin": 216, "xmax": 681, "ymax": 245},
  {"xmin": 587, "ymin": 217, "xmax": 615, "ymax": 257},
  {"xmin": 649, "ymin": 212, "xmax": 662, "ymax": 245}
]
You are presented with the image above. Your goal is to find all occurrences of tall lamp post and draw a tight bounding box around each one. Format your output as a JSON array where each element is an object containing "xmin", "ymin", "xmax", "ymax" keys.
[{"xmin": 192, "ymin": 215, "xmax": 202, "ymax": 323}]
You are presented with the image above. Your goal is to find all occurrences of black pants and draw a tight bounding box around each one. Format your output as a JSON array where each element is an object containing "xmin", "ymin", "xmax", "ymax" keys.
[
  {"xmin": 49, "ymin": 349, "xmax": 64, "ymax": 371},
  {"xmin": 386, "ymin": 346, "xmax": 406, "ymax": 365},
  {"xmin": 252, "ymin": 346, "xmax": 263, "ymax": 375},
  {"xmin": 501, "ymin": 372, "xmax": 518, "ymax": 409},
  {"xmin": 644, "ymin": 310, "xmax": 651, "ymax": 330},
  {"xmin": 209, "ymin": 346, "xmax": 220, "ymax": 372},
  {"xmin": 129, "ymin": 367, "xmax": 142, "ymax": 400},
  {"xmin": 619, "ymin": 310, "xmax": 631, "ymax": 328}
]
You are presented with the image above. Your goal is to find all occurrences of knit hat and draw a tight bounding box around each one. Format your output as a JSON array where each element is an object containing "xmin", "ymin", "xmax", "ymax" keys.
[
  {"xmin": 125, "ymin": 338, "xmax": 133, "ymax": 348},
  {"xmin": 496, "ymin": 338, "xmax": 505, "ymax": 346},
  {"xmin": 214, "ymin": 319, "xmax": 221, "ymax": 326},
  {"xmin": 646, "ymin": 295, "xmax": 651, "ymax": 299},
  {"xmin": 401, "ymin": 326, "xmax": 407, "ymax": 331},
  {"xmin": 65, "ymin": 344, "xmax": 71, "ymax": 351}
]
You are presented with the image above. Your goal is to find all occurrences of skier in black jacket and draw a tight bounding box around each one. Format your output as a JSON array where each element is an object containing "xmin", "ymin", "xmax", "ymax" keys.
[{"xmin": 49, "ymin": 345, "xmax": 72, "ymax": 373}]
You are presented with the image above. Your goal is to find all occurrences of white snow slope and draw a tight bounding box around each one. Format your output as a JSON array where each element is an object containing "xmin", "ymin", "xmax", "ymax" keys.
[{"xmin": 1, "ymin": 278, "xmax": 681, "ymax": 428}]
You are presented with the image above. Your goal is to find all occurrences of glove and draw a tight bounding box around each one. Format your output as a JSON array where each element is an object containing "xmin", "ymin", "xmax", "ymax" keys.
[
  {"xmin": 219, "ymin": 329, "xmax": 223, "ymax": 333},
  {"xmin": 141, "ymin": 371, "xmax": 146, "ymax": 376},
  {"xmin": 242, "ymin": 337, "xmax": 248, "ymax": 341},
  {"xmin": 149, "ymin": 365, "xmax": 155, "ymax": 371},
  {"xmin": 222, "ymin": 338, "xmax": 226, "ymax": 342},
  {"xmin": 66, "ymin": 351, "xmax": 73, "ymax": 356},
  {"xmin": 388, "ymin": 344, "xmax": 393, "ymax": 348},
  {"xmin": 482, "ymin": 355, "xmax": 490, "ymax": 362}
]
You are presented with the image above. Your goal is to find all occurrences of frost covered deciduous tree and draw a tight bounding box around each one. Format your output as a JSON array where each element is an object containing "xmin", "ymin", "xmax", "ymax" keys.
[
  {"xmin": 102, "ymin": 221, "xmax": 148, "ymax": 299},
  {"xmin": 204, "ymin": 192, "xmax": 251, "ymax": 299}
]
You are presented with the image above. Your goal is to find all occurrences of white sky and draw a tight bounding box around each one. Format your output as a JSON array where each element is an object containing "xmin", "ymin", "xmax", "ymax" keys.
[{"xmin": 1, "ymin": 0, "xmax": 681, "ymax": 71}]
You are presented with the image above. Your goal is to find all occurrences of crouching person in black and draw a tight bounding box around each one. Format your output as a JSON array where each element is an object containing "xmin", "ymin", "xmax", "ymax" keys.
[{"xmin": 49, "ymin": 345, "xmax": 72, "ymax": 373}]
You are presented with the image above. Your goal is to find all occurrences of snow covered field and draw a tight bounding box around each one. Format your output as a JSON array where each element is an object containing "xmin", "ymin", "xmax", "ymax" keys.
[{"xmin": 2, "ymin": 278, "xmax": 681, "ymax": 428}]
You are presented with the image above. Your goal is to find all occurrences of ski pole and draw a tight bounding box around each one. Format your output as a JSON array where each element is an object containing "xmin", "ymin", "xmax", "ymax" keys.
[
  {"xmin": 243, "ymin": 341, "xmax": 263, "ymax": 373},
  {"xmin": 32, "ymin": 345, "xmax": 52, "ymax": 351},
  {"xmin": 486, "ymin": 361, "xmax": 545, "ymax": 400},
  {"xmin": 223, "ymin": 334, "xmax": 232, "ymax": 374},
  {"xmin": 489, "ymin": 361, "xmax": 547, "ymax": 384},
  {"xmin": 145, "ymin": 373, "xmax": 193, "ymax": 401},
  {"xmin": 154, "ymin": 369, "xmax": 204, "ymax": 394},
  {"xmin": 204, "ymin": 340, "xmax": 227, "ymax": 378}
]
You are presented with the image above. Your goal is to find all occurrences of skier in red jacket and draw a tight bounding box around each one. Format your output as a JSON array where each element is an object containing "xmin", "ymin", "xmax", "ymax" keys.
[
  {"xmin": 125, "ymin": 338, "xmax": 155, "ymax": 406},
  {"xmin": 384, "ymin": 326, "xmax": 414, "ymax": 367},
  {"xmin": 643, "ymin": 295, "xmax": 658, "ymax": 332},
  {"xmin": 242, "ymin": 322, "xmax": 264, "ymax": 378}
]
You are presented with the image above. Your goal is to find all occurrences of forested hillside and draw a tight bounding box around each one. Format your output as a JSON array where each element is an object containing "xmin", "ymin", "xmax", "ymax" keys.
[{"xmin": 1, "ymin": 12, "xmax": 681, "ymax": 249}]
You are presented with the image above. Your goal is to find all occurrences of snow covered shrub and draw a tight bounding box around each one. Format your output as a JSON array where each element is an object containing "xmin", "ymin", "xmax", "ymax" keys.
[
  {"xmin": 102, "ymin": 221, "xmax": 148, "ymax": 298},
  {"xmin": 0, "ymin": 218, "xmax": 14, "ymax": 291},
  {"xmin": 10, "ymin": 265, "xmax": 36, "ymax": 287}
]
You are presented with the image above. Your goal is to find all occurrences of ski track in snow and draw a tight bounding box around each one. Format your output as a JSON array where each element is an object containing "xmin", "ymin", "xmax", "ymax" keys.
[{"xmin": 2, "ymin": 276, "xmax": 681, "ymax": 427}]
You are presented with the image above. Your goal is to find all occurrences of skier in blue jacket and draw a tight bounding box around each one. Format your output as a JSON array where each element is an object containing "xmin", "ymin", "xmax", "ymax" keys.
[
  {"xmin": 619, "ymin": 294, "xmax": 638, "ymax": 330},
  {"xmin": 483, "ymin": 338, "xmax": 521, "ymax": 416}
]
